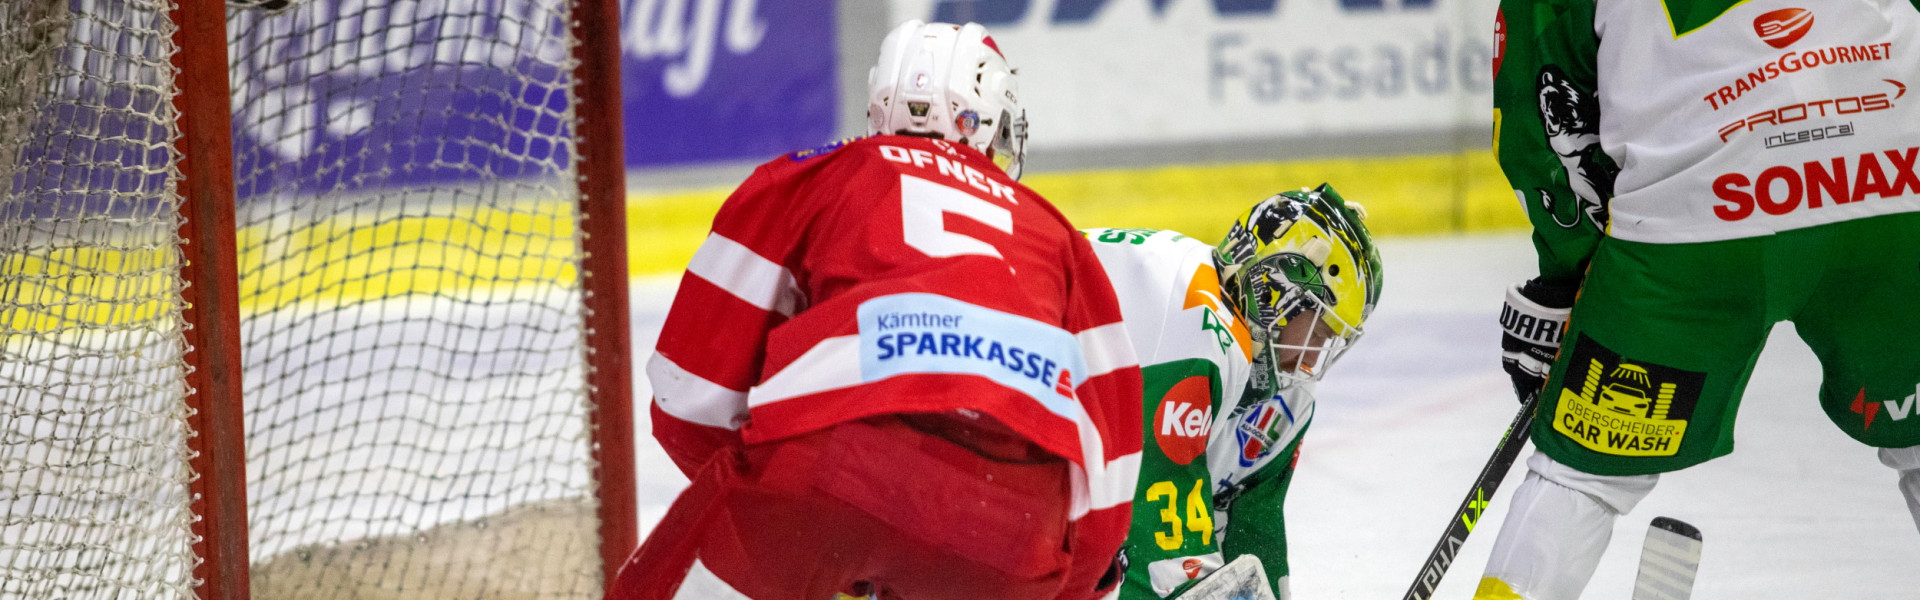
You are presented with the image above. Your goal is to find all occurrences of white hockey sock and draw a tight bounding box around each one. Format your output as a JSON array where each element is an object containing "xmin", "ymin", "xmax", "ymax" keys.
[
  {"xmin": 1476, "ymin": 452, "xmax": 1658, "ymax": 600},
  {"xmin": 1877, "ymin": 445, "xmax": 1920, "ymax": 534}
]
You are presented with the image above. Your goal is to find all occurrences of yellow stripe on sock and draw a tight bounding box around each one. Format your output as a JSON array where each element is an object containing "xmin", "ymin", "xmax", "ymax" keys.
[{"xmin": 1474, "ymin": 576, "xmax": 1526, "ymax": 600}]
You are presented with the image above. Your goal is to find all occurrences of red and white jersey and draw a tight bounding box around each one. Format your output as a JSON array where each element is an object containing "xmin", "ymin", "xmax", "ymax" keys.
[{"xmin": 646, "ymin": 135, "xmax": 1143, "ymax": 598}]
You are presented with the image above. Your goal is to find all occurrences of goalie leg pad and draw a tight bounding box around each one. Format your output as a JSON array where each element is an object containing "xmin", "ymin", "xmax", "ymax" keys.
[{"xmin": 1479, "ymin": 452, "xmax": 1660, "ymax": 600}]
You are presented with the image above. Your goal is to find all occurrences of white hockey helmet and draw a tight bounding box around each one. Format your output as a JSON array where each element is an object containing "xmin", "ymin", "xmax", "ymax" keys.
[{"xmin": 868, "ymin": 20, "xmax": 1029, "ymax": 179}]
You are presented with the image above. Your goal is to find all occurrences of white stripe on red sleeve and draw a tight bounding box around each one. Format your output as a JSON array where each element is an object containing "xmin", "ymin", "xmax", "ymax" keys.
[
  {"xmin": 747, "ymin": 335, "xmax": 863, "ymax": 408},
  {"xmin": 647, "ymin": 353, "xmax": 749, "ymax": 430},
  {"xmin": 1089, "ymin": 451, "xmax": 1141, "ymax": 510},
  {"xmin": 1063, "ymin": 371, "xmax": 1146, "ymax": 518},
  {"xmin": 1068, "ymin": 450, "xmax": 1142, "ymax": 519},
  {"xmin": 686, "ymin": 232, "xmax": 804, "ymax": 317},
  {"xmin": 1076, "ymin": 321, "xmax": 1138, "ymax": 379}
]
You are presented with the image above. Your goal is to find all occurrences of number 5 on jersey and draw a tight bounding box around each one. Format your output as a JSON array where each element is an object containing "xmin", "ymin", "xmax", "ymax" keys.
[
  {"xmin": 1146, "ymin": 479, "xmax": 1215, "ymax": 551},
  {"xmin": 900, "ymin": 174, "xmax": 1012, "ymax": 259}
]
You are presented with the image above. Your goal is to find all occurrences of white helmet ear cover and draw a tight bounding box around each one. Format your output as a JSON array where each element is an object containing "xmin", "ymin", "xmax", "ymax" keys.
[{"xmin": 869, "ymin": 20, "xmax": 931, "ymax": 137}]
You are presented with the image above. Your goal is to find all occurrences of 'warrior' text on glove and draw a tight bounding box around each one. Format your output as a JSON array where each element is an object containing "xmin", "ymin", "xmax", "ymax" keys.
[{"xmin": 1499, "ymin": 279, "xmax": 1575, "ymax": 404}]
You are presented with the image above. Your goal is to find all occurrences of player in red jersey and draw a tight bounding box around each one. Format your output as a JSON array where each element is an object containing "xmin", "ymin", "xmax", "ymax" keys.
[{"xmin": 610, "ymin": 21, "xmax": 1145, "ymax": 600}]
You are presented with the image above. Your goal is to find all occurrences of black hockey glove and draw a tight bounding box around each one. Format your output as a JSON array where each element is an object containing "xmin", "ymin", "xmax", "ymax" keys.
[{"xmin": 1500, "ymin": 278, "xmax": 1577, "ymax": 404}]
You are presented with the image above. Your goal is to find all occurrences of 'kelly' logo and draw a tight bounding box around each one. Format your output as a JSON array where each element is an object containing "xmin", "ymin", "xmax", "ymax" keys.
[{"xmin": 1153, "ymin": 376, "xmax": 1214, "ymax": 465}]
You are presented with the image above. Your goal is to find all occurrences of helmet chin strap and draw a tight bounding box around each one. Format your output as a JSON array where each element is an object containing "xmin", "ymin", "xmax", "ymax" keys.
[{"xmin": 1248, "ymin": 349, "xmax": 1279, "ymax": 396}]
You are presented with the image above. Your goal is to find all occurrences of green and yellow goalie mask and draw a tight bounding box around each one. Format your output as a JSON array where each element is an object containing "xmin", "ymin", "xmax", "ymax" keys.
[{"xmin": 1213, "ymin": 184, "xmax": 1384, "ymax": 385}]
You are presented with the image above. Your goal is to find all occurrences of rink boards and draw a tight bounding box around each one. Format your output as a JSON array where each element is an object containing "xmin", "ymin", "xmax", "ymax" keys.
[{"xmin": 629, "ymin": 149, "xmax": 1527, "ymax": 277}]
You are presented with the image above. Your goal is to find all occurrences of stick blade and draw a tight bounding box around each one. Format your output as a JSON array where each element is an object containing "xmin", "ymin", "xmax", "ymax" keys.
[
  {"xmin": 1182, "ymin": 555, "xmax": 1278, "ymax": 600},
  {"xmin": 1632, "ymin": 516, "xmax": 1703, "ymax": 600}
]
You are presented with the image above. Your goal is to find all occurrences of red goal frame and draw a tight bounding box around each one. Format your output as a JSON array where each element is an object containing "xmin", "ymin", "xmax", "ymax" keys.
[{"xmin": 167, "ymin": 1, "xmax": 636, "ymax": 597}]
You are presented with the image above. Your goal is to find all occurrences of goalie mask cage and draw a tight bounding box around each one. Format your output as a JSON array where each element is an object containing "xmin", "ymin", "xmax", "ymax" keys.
[{"xmin": 0, "ymin": 0, "xmax": 636, "ymax": 598}]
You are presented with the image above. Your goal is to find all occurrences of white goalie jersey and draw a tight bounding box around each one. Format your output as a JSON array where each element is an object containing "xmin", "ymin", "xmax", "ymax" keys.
[{"xmin": 1084, "ymin": 227, "xmax": 1311, "ymax": 600}]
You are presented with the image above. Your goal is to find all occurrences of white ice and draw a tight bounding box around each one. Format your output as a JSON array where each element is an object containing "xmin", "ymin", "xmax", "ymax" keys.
[{"xmin": 629, "ymin": 232, "xmax": 1920, "ymax": 599}]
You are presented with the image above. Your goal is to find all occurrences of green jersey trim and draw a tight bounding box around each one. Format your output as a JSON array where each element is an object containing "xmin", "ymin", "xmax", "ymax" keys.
[{"xmin": 1660, "ymin": 0, "xmax": 1753, "ymax": 38}]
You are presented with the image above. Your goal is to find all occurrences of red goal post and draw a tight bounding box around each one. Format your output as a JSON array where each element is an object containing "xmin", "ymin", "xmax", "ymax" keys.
[{"xmin": 0, "ymin": 0, "xmax": 635, "ymax": 597}]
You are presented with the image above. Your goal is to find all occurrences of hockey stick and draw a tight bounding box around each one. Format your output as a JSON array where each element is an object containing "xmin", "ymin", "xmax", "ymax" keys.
[
  {"xmin": 1400, "ymin": 389, "xmax": 1541, "ymax": 600},
  {"xmin": 1631, "ymin": 517, "xmax": 1703, "ymax": 600}
]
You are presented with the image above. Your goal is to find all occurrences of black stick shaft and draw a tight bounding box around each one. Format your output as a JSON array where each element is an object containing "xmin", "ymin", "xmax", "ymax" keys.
[{"xmin": 1401, "ymin": 391, "xmax": 1541, "ymax": 600}]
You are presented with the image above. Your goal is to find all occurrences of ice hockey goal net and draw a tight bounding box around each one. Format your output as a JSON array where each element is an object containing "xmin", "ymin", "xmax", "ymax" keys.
[{"xmin": 0, "ymin": 0, "xmax": 634, "ymax": 598}]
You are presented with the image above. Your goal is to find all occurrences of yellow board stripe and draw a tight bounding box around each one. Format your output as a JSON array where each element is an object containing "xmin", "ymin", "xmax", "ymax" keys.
[
  {"xmin": 628, "ymin": 150, "xmax": 1525, "ymax": 276},
  {"xmin": 1, "ymin": 248, "xmax": 180, "ymax": 333},
  {"xmin": 3, "ymin": 202, "xmax": 582, "ymax": 332},
  {"xmin": 236, "ymin": 202, "xmax": 581, "ymax": 311},
  {"xmin": 627, "ymin": 188, "xmax": 731, "ymax": 280},
  {"xmin": 2, "ymin": 151, "xmax": 1524, "ymax": 331}
]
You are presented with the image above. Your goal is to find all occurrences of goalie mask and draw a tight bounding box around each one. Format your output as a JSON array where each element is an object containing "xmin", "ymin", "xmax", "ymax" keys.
[
  {"xmin": 868, "ymin": 20, "xmax": 1029, "ymax": 179},
  {"xmin": 1214, "ymin": 184, "xmax": 1383, "ymax": 385}
]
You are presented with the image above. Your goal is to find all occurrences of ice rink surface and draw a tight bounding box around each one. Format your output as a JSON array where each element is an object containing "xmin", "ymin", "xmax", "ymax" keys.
[{"xmin": 629, "ymin": 232, "xmax": 1920, "ymax": 599}]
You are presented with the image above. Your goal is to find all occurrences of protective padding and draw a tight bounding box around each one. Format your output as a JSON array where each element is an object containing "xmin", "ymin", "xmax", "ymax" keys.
[
  {"xmin": 1478, "ymin": 452, "xmax": 1659, "ymax": 600},
  {"xmin": 1880, "ymin": 445, "xmax": 1920, "ymax": 534}
]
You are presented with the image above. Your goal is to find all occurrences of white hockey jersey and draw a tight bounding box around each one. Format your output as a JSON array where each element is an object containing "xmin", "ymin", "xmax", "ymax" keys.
[
  {"xmin": 1596, "ymin": 1, "xmax": 1919, "ymax": 242},
  {"xmin": 1085, "ymin": 227, "xmax": 1312, "ymax": 599}
]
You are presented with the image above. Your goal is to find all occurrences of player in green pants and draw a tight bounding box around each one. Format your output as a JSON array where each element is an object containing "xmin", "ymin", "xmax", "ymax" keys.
[
  {"xmin": 1480, "ymin": 1, "xmax": 1920, "ymax": 598},
  {"xmin": 1085, "ymin": 185, "xmax": 1383, "ymax": 599}
]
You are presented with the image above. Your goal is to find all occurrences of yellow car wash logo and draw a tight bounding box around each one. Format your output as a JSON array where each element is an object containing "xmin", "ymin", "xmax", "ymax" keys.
[{"xmin": 1552, "ymin": 335, "xmax": 1706, "ymax": 457}]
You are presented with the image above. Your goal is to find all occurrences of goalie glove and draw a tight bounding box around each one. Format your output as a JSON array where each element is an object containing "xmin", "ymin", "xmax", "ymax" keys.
[
  {"xmin": 1500, "ymin": 278, "xmax": 1576, "ymax": 404},
  {"xmin": 1175, "ymin": 555, "xmax": 1279, "ymax": 600}
]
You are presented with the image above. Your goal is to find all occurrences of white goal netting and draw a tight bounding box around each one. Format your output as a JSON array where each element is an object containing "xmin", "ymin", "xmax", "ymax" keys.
[
  {"xmin": 1, "ymin": 0, "xmax": 610, "ymax": 597},
  {"xmin": 232, "ymin": 0, "xmax": 603, "ymax": 596},
  {"xmin": 0, "ymin": 0, "xmax": 197, "ymax": 598}
]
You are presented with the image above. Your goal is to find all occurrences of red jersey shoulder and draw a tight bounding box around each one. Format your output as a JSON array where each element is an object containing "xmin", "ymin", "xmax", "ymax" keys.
[
  {"xmin": 785, "ymin": 136, "xmax": 866, "ymax": 163},
  {"xmin": 852, "ymin": 136, "xmax": 1027, "ymax": 206},
  {"xmin": 768, "ymin": 135, "xmax": 1036, "ymax": 207},
  {"xmin": 726, "ymin": 137, "xmax": 882, "ymax": 213}
]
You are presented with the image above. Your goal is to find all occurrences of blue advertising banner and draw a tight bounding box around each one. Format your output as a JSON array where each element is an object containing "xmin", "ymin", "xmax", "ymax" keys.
[
  {"xmin": 622, "ymin": 0, "xmax": 839, "ymax": 167},
  {"xmin": 223, "ymin": 0, "xmax": 584, "ymax": 201},
  {"xmin": 11, "ymin": 0, "xmax": 837, "ymax": 212}
]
